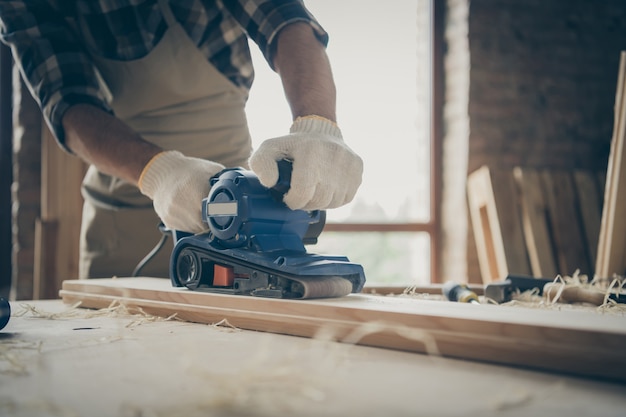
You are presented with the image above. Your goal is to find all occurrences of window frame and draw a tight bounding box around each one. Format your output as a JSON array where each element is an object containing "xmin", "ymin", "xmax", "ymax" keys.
[{"xmin": 324, "ymin": 0, "xmax": 444, "ymax": 284}]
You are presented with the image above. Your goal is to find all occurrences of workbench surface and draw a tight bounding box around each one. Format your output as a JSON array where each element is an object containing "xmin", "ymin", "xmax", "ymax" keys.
[{"xmin": 0, "ymin": 300, "xmax": 624, "ymax": 417}]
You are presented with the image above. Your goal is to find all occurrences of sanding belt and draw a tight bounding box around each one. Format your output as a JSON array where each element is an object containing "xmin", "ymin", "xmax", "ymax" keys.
[{"xmin": 290, "ymin": 276, "xmax": 354, "ymax": 299}]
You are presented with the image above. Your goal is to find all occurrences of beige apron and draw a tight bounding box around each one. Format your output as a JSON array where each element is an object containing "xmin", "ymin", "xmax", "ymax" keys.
[{"xmin": 78, "ymin": 0, "xmax": 252, "ymax": 278}]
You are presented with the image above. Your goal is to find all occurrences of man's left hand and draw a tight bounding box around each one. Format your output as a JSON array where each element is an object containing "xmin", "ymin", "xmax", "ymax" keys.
[{"xmin": 249, "ymin": 116, "xmax": 363, "ymax": 211}]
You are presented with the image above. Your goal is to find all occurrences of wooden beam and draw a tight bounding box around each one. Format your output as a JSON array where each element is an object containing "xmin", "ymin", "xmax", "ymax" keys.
[
  {"xmin": 467, "ymin": 166, "xmax": 531, "ymax": 283},
  {"xmin": 514, "ymin": 168, "xmax": 558, "ymax": 278},
  {"xmin": 541, "ymin": 171, "xmax": 590, "ymax": 276},
  {"xmin": 61, "ymin": 277, "xmax": 626, "ymax": 383},
  {"xmin": 596, "ymin": 51, "xmax": 626, "ymax": 279},
  {"xmin": 33, "ymin": 219, "xmax": 59, "ymax": 299},
  {"xmin": 36, "ymin": 125, "xmax": 87, "ymax": 298},
  {"xmin": 573, "ymin": 171, "xmax": 603, "ymax": 270}
]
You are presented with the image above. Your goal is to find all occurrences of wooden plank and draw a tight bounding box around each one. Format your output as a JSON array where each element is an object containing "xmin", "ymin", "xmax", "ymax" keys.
[
  {"xmin": 60, "ymin": 277, "xmax": 626, "ymax": 383},
  {"xmin": 33, "ymin": 219, "xmax": 58, "ymax": 299},
  {"xmin": 573, "ymin": 171, "xmax": 603, "ymax": 270},
  {"xmin": 540, "ymin": 171, "xmax": 591, "ymax": 276},
  {"xmin": 467, "ymin": 166, "xmax": 530, "ymax": 283},
  {"xmin": 36, "ymin": 125, "xmax": 87, "ymax": 297},
  {"xmin": 514, "ymin": 167, "xmax": 558, "ymax": 278},
  {"xmin": 467, "ymin": 166, "xmax": 502, "ymax": 283},
  {"xmin": 596, "ymin": 51, "xmax": 626, "ymax": 279}
]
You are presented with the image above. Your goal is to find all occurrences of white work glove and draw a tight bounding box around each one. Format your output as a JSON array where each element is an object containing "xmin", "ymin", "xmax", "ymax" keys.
[
  {"xmin": 249, "ymin": 116, "xmax": 363, "ymax": 210},
  {"xmin": 138, "ymin": 150, "xmax": 225, "ymax": 233}
]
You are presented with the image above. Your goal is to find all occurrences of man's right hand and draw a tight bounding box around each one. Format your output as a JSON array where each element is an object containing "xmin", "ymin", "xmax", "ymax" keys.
[{"xmin": 138, "ymin": 150, "xmax": 225, "ymax": 233}]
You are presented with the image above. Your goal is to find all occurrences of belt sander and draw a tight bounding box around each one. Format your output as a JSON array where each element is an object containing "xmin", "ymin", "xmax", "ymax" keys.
[{"xmin": 169, "ymin": 161, "xmax": 366, "ymax": 299}]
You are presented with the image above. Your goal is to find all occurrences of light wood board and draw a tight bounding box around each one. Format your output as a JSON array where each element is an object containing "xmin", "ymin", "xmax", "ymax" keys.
[
  {"xmin": 596, "ymin": 51, "xmax": 626, "ymax": 279},
  {"xmin": 541, "ymin": 170, "xmax": 590, "ymax": 275},
  {"xmin": 60, "ymin": 277, "xmax": 626, "ymax": 383},
  {"xmin": 34, "ymin": 124, "xmax": 86, "ymax": 299},
  {"xmin": 467, "ymin": 166, "xmax": 531, "ymax": 282},
  {"xmin": 514, "ymin": 167, "xmax": 558, "ymax": 278}
]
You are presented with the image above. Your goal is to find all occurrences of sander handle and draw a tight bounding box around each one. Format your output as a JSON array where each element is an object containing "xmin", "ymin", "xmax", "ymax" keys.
[{"xmin": 269, "ymin": 159, "xmax": 293, "ymax": 201}]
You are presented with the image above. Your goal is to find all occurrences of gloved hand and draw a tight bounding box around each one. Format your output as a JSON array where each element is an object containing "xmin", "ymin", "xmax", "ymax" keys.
[
  {"xmin": 249, "ymin": 115, "xmax": 363, "ymax": 210},
  {"xmin": 138, "ymin": 150, "xmax": 225, "ymax": 233}
]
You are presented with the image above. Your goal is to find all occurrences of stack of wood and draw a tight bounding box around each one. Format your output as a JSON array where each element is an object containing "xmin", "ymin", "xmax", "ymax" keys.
[
  {"xmin": 468, "ymin": 51, "xmax": 626, "ymax": 284},
  {"xmin": 468, "ymin": 165, "xmax": 604, "ymax": 283}
]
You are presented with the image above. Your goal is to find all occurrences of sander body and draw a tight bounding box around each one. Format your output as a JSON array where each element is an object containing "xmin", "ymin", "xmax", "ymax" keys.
[{"xmin": 169, "ymin": 161, "xmax": 366, "ymax": 299}]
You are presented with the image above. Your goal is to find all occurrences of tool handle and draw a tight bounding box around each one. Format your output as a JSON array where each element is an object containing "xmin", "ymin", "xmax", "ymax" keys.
[
  {"xmin": 543, "ymin": 283, "xmax": 606, "ymax": 306},
  {"xmin": 270, "ymin": 159, "xmax": 292, "ymax": 201},
  {"xmin": 442, "ymin": 281, "xmax": 479, "ymax": 304}
]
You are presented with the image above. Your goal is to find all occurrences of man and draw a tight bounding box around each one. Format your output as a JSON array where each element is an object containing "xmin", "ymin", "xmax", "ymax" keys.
[{"xmin": 0, "ymin": 0, "xmax": 363, "ymax": 278}]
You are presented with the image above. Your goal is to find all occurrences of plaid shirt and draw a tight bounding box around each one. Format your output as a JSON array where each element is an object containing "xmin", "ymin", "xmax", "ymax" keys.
[{"xmin": 0, "ymin": 0, "xmax": 327, "ymax": 146}]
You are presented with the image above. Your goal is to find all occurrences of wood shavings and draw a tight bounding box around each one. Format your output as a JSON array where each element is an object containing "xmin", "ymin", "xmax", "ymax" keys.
[
  {"xmin": 13, "ymin": 302, "xmax": 84, "ymax": 319},
  {"xmin": 489, "ymin": 381, "xmax": 565, "ymax": 412},
  {"xmin": 0, "ymin": 339, "xmax": 42, "ymax": 375},
  {"xmin": 0, "ymin": 397, "xmax": 78, "ymax": 417},
  {"xmin": 402, "ymin": 285, "xmax": 431, "ymax": 297},
  {"xmin": 143, "ymin": 320, "xmax": 439, "ymax": 417},
  {"xmin": 491, "ymin": 389, "xmax": 534, "ymax": 411},
  {"xmin": 397, "ymin": 287, "xmax": 441, "ymax": 301},
  {"xmin": 124, "ymin": 336, "xmax": 340, "ymax": 417},
  {"xmin": 502, "ymin": 271, "xmax": 626, "ymax": 315},
  {"xmin": 14, "ymin": 300, "xmax": 180, "ymax": 327},
  {"xmin": 383, "ymin": 271, "xmax": 626, "ymax": 316},
  {"xmin": 337, "ymin": 320, "xmax": 440, "ymax": 356},
  {"xmin": 210, "ymin": 318, "xmax": 240, "ymax": 332}
]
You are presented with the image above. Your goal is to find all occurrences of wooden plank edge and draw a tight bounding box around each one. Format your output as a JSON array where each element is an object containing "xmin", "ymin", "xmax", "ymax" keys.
[
  {"xmin": 514, "ymin": 167, "xmax": 558, "ymax": 278},
  {"xmin": 467, "ymin": 166, "xmax": 506, "ymax": 283},
  {"xmin": 597, "ymin": 51, "xmax": 626, "ymax": 278},
  {"xmin": 59, "ymin": 287, "xmax": 626, "ymax": 384}
]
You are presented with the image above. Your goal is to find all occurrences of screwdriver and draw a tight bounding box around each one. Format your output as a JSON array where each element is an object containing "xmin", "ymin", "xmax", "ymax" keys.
[{"xmin": 442, "ymin": 281, "xmax": 480, "ymax": 304}]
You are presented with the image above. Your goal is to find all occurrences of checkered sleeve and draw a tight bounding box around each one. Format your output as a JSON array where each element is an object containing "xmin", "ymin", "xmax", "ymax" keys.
[
  {"xmin": 222, "ymin": 0, "xmax": 329, "ymax": 69},
  {"xmin": 0, "ymin": 1, "xmax": 113, "ymax": 152}
]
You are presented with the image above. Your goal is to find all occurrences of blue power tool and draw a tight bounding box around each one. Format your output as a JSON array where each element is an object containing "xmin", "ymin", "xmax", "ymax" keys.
[{"xmin": 169, "ymin": 161, "xmax": 366, "ymax": 299}]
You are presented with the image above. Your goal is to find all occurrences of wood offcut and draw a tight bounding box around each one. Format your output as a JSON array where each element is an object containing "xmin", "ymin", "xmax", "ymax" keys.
[{"xmin": 60, "ymin": 277, "xmax": 626, "ymax": 383}]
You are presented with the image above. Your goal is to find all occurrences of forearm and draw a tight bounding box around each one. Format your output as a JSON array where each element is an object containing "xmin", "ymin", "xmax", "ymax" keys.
[
  {"xmin": 273, "ymin": 22, "xmax": 337, "ymax": 122},
  {"xmin": 62, "ymin": 104, "xmax": 163, "ymax": 185}
]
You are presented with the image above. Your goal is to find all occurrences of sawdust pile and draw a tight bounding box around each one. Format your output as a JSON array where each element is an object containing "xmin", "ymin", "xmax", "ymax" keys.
[
  {"xmin": 503, "ymin": 270, "xmax": 626, "ymax": 314},
  {"xmin": 396, "ymin": 270, "xmax": 625, "ymax": 314},
  {"xmin": 1, "ymin": 301, "xmax": 181, "ymax": 378},
  {"xmin": 14, "ymin": 300, "xmax": 180, "ymax": 328}
]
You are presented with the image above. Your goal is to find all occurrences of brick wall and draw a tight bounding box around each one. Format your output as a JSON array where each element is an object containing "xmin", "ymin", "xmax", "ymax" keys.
[
  {"xmin": 441, "ymin": 0, "xmax": 626, "ymax": 282},
  {"xmin": 467, "ymin": 0, "xmax": 626, "ymax": 174}
]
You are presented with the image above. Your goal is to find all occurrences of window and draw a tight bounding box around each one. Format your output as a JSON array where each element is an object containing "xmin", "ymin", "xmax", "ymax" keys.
[{"xmin": 246, "ymin": 0, "xmax": 437, "ymax": 286}]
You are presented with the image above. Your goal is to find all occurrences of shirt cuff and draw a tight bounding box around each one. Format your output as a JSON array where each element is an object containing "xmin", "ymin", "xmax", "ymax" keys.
[{"xmin": 262, "ymin": 8, "xmax": 329, "ymax": 70}]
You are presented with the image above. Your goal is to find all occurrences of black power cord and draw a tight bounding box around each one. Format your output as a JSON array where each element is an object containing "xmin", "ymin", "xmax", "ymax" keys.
[{"xmin": 131, "ymin": 224, "xmax": 170, "ymax": 277}]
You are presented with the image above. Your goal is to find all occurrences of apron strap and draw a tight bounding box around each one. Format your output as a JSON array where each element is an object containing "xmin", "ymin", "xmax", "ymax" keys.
[{"xmin": 157, "ymin": 0, "xmax": 179, "ymax": 28}]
